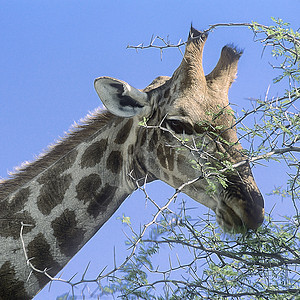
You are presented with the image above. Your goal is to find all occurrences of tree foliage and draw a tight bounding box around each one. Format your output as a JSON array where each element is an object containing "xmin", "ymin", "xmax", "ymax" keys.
[{"xmin": 53, "ymin": 19, "xmax": 299, "ymax": 299}]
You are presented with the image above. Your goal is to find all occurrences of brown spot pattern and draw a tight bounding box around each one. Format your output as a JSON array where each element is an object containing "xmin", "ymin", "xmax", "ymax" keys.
[
  {"xmin": 149, "ymin": 130, "xmax": 159, "ymax": 152},
  {"xmin": 0, "ymin": 210, "xmax": 35, "ymax": 239},
  {"xmin": 37, "ymin": 173, "xmax": 72, "ymax": 215},
  {"xmin": 140, "ymin": 130, "xmax": 147, "ymax": 147},
  {"xmin": 90, "ymin": 192, "xmax": 129, "ymax": 236},
  {"xmin": 51, "ymin": 209, "xmax": 85, "ymax": 257},
  {"xmin": 107, "ymin": 151, "xmax": 123, "ymax": 174},
  {"xmin": 152, "ymin": 130, "xmax": 159, "ymax": 144},
  {"xmin": 164, "ymin": 88, "xmax": 170, "ymax": 98},
  {"xmin": 157, "ymin": 109, "xmax": 162, "ymax": 120},
  {"xmin": 0, "ymin": 261, "xmax": 29, "ymax": 300},
  {"xmin": 87, "ymin": 184, "xmax": 118, "ymax": 218},
  {"xmin": 173, "ymin": 84, "xmax": 177, "ymax": 92},
  {"xmin": 0, "ymin": 188, "xmax": 35, "ymax": 239},
  {"xmin": 157, "ymin": 144, "xmax": 175, "ymax": 171},
  {"xmin": 27, "ymin": 233, "xmax": 62, "ymax": 287},
  {"xmin": 164, "ymin": 145, "xmax": 174, "ymax": 171},
  {"xmin": 114, "ymin": 119, "xmax": 133, "ymax": 144},
  {"xmin": 177, "ymin": 154, "xmax": 187, "ymax": 175},
  {"xmin": 81, "ymin": 139, "xmax": 108, "ymax": 168},
  {"xmin": 76, "ymin": 174, "xmax": 102, "ymax": 203},
  {"xmin": 157, "ymin": 144, "xmax": 167, "ymax": 169},
  {"xmin": 127, "ymin": 144, "xmax": 134, "ymax": 156}
]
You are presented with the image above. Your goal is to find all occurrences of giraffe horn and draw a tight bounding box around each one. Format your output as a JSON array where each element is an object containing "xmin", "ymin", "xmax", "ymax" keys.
[
  {"xmin": 206, "ymin": 45, "xmax": 243, "ymax": 102},
  {"xmin": 188, "ymin": 25, "xmax": 208, "ymax": 42},
  {"xmin": 174, "ymin": 27, "xmax": 208, "ymax": 92}
]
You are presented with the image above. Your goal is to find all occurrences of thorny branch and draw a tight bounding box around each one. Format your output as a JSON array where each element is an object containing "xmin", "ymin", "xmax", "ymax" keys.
[
  {"xmin": 127, "ymin": 20, "xmax": 300, "ymax": 63},
  {"xmin": 127, "ymin": 35, "xmax": 186, "ymax": 60}
]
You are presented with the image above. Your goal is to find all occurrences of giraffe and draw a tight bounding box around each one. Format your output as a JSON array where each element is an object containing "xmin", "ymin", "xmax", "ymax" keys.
[{"xmin": 0, "ymin": 27, "xmax": 264, "ymax": 299}]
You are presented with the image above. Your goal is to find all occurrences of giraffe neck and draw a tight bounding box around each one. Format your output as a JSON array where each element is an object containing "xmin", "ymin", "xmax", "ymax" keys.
[{"xmin": 0, "ymin": 110, "xmax": 141, "ymax": 299}]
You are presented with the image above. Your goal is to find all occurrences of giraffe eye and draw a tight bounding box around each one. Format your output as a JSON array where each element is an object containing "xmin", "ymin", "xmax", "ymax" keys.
[{"xmin": 165, "ymin": 119, "xmax": 193, "ymax": 135}]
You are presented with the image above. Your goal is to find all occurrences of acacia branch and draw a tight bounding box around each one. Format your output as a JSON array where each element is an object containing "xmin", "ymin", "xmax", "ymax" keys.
[
  {"xmin": 127, "ymin": 21, "xmax": 299, "ymax": 65},
  {"xmin": 232, "ymin": 146, "xmax": 300, "ymax": 169}
]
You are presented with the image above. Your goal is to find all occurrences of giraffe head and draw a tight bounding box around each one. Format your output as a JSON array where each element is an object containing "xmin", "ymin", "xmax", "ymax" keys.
[{"xmin": 94, "ymin": 27, "xmax": 264, "ymax": 233}]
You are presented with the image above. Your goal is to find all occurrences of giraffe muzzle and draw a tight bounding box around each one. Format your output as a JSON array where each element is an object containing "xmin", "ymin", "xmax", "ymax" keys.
[{"xmin": 218, "ymin": 179, "xmax": 265, "ymax": 232}]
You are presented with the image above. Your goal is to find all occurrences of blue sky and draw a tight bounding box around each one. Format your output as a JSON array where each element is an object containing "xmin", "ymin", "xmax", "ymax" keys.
[{"xmin": 0, "ymin": 1, "xmax": 299, "ymax": 299}]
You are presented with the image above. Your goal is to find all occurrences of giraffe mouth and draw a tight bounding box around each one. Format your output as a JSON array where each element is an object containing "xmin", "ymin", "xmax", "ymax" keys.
[
  {"xmin": 215, "ymin": 198, "xmax": 247, "ymax": 233},
  {"xmin": 216, "ymin": 183, "xmax": 265, "ymax": 233}
]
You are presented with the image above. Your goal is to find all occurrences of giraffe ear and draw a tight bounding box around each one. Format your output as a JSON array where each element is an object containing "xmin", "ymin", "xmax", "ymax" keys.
[{"xmin": 94, "ymin": 76, "xmax": 149, "ymax": 117}]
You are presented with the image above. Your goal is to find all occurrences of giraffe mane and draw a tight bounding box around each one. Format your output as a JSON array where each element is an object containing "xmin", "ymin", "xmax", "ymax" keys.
[{"xmin": 0, "ymin": 108, "xmax": 116, "ymax": 200}]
